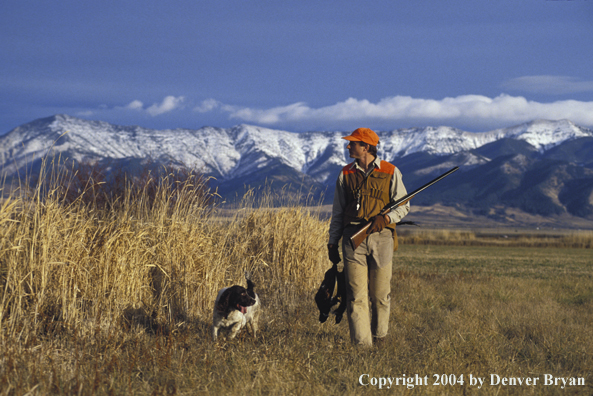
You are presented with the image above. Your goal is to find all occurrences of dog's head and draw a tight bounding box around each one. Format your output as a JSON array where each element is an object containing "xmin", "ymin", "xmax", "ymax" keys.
[{"xmin": 216, "ymin": 285, "xmax": 257, "ymax": 317}]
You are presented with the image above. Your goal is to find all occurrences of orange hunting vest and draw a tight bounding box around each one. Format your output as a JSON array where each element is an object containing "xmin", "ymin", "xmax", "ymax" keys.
[{"xmin": 342, "ymin": 160, "xmax": 396, "ymax": 232}]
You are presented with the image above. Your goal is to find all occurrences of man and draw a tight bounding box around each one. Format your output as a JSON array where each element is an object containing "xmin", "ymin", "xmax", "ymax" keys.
[{"xmin": 328, "ymin": 127, "xmax": 409, "ymax": 347}]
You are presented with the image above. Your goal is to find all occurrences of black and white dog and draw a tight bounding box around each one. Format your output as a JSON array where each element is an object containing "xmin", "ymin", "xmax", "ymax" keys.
[{"xmin": 212, "ymin": 274, "xmax": 260, "ymax": 341}]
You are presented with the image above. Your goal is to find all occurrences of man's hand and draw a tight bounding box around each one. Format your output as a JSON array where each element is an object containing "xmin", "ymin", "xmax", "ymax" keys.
[
  {"xmin": 327, "ymin": 244, "xmax": 341, "ymax": 264},
  {"xmin": 367, "ymin": 214, "xmax": 389, "ymax": 234}
]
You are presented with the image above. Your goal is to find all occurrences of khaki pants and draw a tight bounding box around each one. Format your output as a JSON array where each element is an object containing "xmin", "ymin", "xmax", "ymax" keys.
[{"xmin": 342, "ymin": 227, "xmax": 393, "ymax": 346}]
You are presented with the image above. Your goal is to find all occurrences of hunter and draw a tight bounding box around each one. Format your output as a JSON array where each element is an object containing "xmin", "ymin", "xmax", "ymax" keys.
[{"xmin": 327, "ymin": 127, "xmax": 409, "ymax": 347}]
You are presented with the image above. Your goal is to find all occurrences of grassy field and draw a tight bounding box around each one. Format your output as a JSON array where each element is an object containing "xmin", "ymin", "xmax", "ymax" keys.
[
  {"xmin": 2, "ymin": 245, "xmax": 590, "ymax": 395},
  {"xmin": 1, "ymin": 164, "xmax": 592, "ymax": 395}
]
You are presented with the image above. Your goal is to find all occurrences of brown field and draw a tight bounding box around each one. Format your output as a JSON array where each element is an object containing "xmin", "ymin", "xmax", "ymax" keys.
[{"xmin": 1, "ymin": 164, "xmax": 592, "ymax": 395}]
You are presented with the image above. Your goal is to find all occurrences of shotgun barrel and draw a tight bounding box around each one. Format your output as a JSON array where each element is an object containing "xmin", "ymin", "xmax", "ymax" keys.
[{"xmin": 349, "ymin": 166, "xmax": 459, "ymax": 250}]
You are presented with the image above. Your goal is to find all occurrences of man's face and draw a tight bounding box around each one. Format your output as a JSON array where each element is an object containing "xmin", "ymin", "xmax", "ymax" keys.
[{"xmin": 347, "ymin": 141, "xmax": 367, "ymax": 159}]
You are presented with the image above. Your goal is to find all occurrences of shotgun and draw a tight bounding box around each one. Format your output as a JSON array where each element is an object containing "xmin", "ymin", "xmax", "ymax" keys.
[{"xmin": 349, "ymin": 166, "xmax": 459, "ymax": 250}]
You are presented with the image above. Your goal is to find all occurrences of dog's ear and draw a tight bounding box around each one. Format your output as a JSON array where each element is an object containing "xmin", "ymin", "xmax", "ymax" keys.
[{"xmin": 216, "ymin": 288, "xmax": 233, "ymax": 315}]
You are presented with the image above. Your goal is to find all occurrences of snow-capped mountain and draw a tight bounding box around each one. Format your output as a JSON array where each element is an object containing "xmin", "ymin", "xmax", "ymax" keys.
[
  {"xmin": 2, "ymin": 115, "xmax": 591, "ymax": 181},
  {"xmin": 381, "ymin": 119, "xmax": 591, "ymax": 157},
  {"xmin": 2, "ymin": 115, "xmax": 593, "ymax": 218},
  {"xmin": 0, "ymin": 115, "xmax": 342, "ymax": 183}
]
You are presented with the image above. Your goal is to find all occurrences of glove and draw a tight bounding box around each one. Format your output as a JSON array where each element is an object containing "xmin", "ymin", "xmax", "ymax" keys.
[
  {"xmin": 367, "ymin": 214, "xmax": 389, "ymax": 234},
  {"xmin": 327, "ymin": 244, "xmax": 341, "ymax": 264}
]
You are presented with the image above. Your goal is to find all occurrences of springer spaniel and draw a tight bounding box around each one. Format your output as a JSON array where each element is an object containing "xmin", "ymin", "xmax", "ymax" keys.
[{"xmin": 212, "ymin": 274, "xmax": 260, "ymax": 341}]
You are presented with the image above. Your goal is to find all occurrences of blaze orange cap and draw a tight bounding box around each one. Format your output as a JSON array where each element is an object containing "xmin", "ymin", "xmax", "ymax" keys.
[{"xmin": 341, "ymin": 128, "xmax": 380, "ymax": 146}]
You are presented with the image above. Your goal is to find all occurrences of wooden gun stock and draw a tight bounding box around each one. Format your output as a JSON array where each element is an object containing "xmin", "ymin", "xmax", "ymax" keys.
[
  {"xmin": 349, "ymin": 201, "xmax": 413, "ymax": 250},
  {"xmin": 348, "ymin": 166, "xmax": 459, "ymax": 250}
]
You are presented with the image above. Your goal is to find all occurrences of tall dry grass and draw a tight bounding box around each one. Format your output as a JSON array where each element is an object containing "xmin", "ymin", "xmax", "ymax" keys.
[{"xmin": 0, "ymin": 158, "xmax": 328, "ymax": 339}]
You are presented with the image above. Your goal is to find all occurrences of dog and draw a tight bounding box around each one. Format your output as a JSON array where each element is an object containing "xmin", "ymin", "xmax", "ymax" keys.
[
  {"xmin": 212, "ymin": 274, "xmax": 260, "ymax": 341},
  {"xmin": 314, "ymin": 264, "xmax": 347, "ymax": 324}
]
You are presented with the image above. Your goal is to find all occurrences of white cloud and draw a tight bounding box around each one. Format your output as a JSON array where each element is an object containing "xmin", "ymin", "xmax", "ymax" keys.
[
  {"xmin": 502, "ymin": 75, "xmax": 593, "ymax": 95},
  {"xmin": 126, "ymin": 100, "xmax": 144, "ymax": 110},
  {"xmin": 113, "ymin": 93, "xmax": 593, "ymax": 131},
  {"xmin": 146, "ymin": 96, "xmax": 185, "ymax": 116},
  {"xmin": 205, "ymin": 94, "xmax": 593, "ymax": 129},
  {"xmin": 123, "ymin": 96, "xmax": 185, "ymax": 115},
  {"xmin": 194, "ymin": 98, "xmax": 222, "ymax": 113}
]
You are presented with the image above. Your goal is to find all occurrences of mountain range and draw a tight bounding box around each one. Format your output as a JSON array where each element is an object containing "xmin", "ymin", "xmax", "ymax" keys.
[{"xmin": 1, "ymin": 114, "xmax": 593, "ymax": 219}]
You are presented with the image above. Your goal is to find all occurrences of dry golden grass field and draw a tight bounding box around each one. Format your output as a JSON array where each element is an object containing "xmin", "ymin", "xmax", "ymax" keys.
[{"xmin": 0, "ymin": 163, "xmax": 592, "ymax": 395}]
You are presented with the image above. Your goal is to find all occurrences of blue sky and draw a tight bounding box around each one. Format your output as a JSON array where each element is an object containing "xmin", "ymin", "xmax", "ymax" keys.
[{"xmin": 1, "ymin": 0, "xmax": 593, "ymax": 134}]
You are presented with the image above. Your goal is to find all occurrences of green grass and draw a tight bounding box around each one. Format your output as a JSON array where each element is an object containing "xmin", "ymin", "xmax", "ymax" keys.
[{"xmin": 397, "ymin": 245, "xmax": 593, "ymax": 279}]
